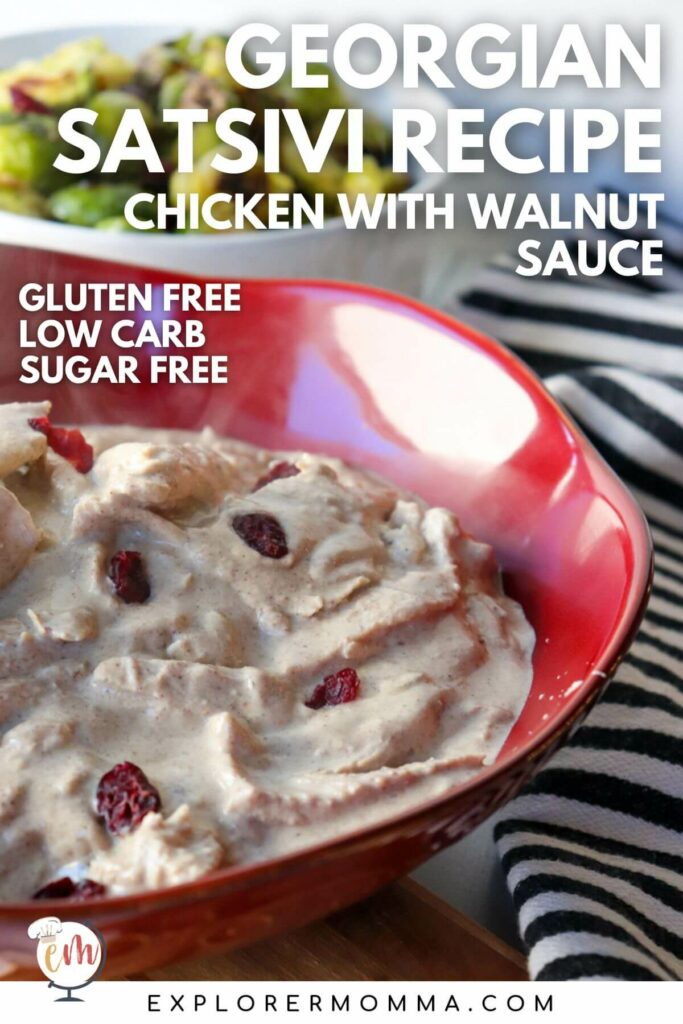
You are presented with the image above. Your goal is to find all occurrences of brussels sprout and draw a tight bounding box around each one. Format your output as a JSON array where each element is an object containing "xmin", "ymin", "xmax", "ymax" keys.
[
  {"xmin": 0, "ymin": 39, "xmax": 131, "ymax": 112},
  {"xmin": 158, "ymin": 70, "xmax": 191, "ymax": 112},
  {"xmin": 188, "ymin": 34, "xmax": 256, "ymax": 93},
  {"xmin": 382, "ymin": 168, "xmax": 411, "ymax": 195},
  {"xmin": 96, "ymin": 195, "xmax": 158, "ymax": 230},
  {"xmin": 135, "ymin": 35, "xmax": 193, "ymax": 91},
  {"xmin": 157, "ymin": 66, "xmax": 235, "ymax": 123},
  {"xmin": 171, "ymin": 152, "xmax": 295, "ymax": 208},
  {"xmin": 163, "ymin": 118, "xmax": 223, "ymax": 168},
  {"xmin": 264, "ymin": 64, "xmax": 348, "ymax": 124},
  {"xmin": 0, "ymin": 31, "xmax": 410, "ymax": 230},
  {"xmin": 171, "ymin": 152, "xmax": 294, "ymax": 231},
  {"xmin": 340, "ymin": 157, "xmax": 410, "ymax": 204},
  {"xmin": 339, "ymin": 156, "xmax": 385, "ymax": 203},
  {"xmin": 0, "ymin": 184, "xmax": 50, "ymax": 218},
  {"xmin": 247, "ymin": 169, "xmax": 295, "ymax": 226},
  {"xmin": 89, "ymin": 90, "xmax": 156, "ymax": 150},
  {"xmin": 360, "ymin": 112, "xmax": 393, "ymax": 157},
  {"xmin": 12, "ymin": 67, "xmax": 95, "ymax": 111},
  {"xmin": 190, "ymin": 35, "xmax": 226, "ymax": 80},
  {"xmin": 170, "ymin": 148, "xmax": 223, "ymax": 208},
  {"xmin": 192, "ymin": 121, "xmax": 223, "ymax": 161},
  {"xmin": 279, "ymin": 137, "xmax": 343, "ymax": 209},
  {"xmin": 0, "ymin": 114, "xmax": 64, "ymax": 192},
  {"xmin": 91, "ymin": 50, "xmax": 135, "ymax": 91},
  {"xmin": 266, "ymin": 171, "xmax": 295, "ymax": 194},
  {"xmin": 174, "ymin": 73, "xmax": 233, "ymax": 119},
  {"xmin": 48, "ymin": 182, "xmax": 138, "ymax": 227}
]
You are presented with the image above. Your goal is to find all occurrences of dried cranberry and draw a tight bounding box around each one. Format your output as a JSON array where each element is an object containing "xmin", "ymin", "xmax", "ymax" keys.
[
  {"xmin": 10, "ymin": 84, "xmax": 49, "ymax": 114},
  {"xmin": 95, "ymin": 761, "xmax": 161, "ymax": 836},
  {"xmin": 72, "ymin": 878, "xmax": 107, "ymax": 899},
  {"xmin": 108, "ymin": 550, "xmax": 151, "ymax": 604},
  {"xmin": 232, "ymin": 513, "xmax": 288, "ymax": 559},
  {"xmin": 29, "ymin": 416, "xmax": 93, "ymax": 474},
  {"xmin": 305, "ymin": 668, "xmax": 361, "ymax": 709},
  {"xmin": 33, "ymin": 877, "xmax": 106, "ymax": 900},
  {"xmin": 253, "ymin": 461, "xmax": 300, "ymax": 491}
]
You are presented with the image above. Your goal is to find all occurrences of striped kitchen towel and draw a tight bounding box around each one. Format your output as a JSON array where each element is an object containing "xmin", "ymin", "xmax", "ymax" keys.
[{"xmin": 445, "ymin": 211, "xmax": 683, "ymax": 981}]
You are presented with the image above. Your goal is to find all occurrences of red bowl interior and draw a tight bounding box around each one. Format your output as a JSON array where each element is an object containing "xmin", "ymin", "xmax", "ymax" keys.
[{"xmin": 0, "ymin": 245, "xmax": 652, "ymax": 976}]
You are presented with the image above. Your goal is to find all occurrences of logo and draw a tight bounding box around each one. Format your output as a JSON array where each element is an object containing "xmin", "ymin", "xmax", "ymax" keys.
[{"xmin": 28, "ymin": 916, "xmax": 106, "ymax": 1002}]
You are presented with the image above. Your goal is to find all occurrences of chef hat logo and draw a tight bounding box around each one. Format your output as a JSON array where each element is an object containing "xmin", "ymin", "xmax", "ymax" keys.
[
  {"xmin": 27, "ymin": 916, "xmax": 63, "ymax": 942},
  {"xmin": 28, "ymin": 916, "xmax": 105, "ymax": 1000}
]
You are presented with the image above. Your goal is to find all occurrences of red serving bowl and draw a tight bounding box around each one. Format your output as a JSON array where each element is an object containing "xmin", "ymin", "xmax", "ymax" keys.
[{"xmin": 0, "ymin": 245, "xmax": 652, "ymax": 978}]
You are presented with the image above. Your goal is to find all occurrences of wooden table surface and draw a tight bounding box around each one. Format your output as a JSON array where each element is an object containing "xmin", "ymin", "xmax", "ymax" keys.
[{"xmin": 132, "ymin": 879, "xmax": 527, "ymax": 982}]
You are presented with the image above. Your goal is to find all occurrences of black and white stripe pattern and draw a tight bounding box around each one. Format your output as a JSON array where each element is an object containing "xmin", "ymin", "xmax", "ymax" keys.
[{"xmin": 445, "ymin": 212, "xmax": 683, "ymax": 981}]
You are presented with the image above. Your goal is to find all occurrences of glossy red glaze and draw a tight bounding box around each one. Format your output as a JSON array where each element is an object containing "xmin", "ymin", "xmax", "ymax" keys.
[{"xmin": 0, "ymin": 245, "xmax": 652, "ymax": 978}]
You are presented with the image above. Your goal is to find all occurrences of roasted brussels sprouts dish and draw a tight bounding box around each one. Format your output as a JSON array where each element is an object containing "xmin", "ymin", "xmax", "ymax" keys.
[{"xmin": 0, "ymin": 35, "xmax": 409, "ymax": 231}]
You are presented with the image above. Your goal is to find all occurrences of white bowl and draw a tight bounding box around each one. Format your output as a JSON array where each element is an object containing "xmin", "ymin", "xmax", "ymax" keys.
[{"xmin": 0, "ymin": 24, "xmax": 453, "ymax": 298}]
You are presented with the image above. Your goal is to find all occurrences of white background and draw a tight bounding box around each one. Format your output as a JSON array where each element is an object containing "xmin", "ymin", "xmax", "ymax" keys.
[
  {"xmin": 3, "ymin": 979, "xmax": 682, "ymax": 1017},
  {"xmin": 0, "ymin": 0, "xmax": 677, "ymax": 951}
]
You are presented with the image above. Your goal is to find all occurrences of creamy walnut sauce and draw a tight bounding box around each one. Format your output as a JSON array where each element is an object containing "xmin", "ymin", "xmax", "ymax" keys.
[{"xmin": 0, "ymin": 401, "xmax": 534, "ymax": 900}]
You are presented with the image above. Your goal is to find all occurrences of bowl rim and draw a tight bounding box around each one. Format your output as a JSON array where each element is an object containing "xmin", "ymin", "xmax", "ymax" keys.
[
  {"xmin": 0, "ymin": 275, "xmax": 654, "ymax": 917},
  {"xmin": 0, "ymin": 22, "xmax": 451, "ymax": 247}
]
